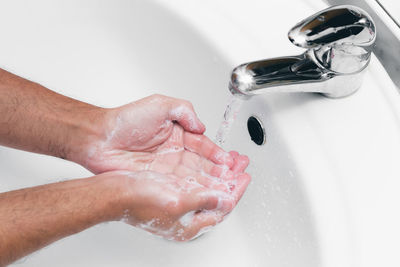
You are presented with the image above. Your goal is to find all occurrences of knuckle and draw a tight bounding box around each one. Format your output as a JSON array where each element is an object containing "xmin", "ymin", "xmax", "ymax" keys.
[
  {"xmin": 184, "ymin": 100, "xmax": 194, "ymax": 110},
  {"xmin": 176, "ymin": 99, "xmax": 194, "ymax": 110},
  {"xmin": 205, "ymin": 195, "xmax": 219, "ymax": 209}
]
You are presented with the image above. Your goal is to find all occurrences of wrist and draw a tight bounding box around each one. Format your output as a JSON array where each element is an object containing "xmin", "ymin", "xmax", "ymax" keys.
[
  {"xmin": 64, "ymin": 106, "xmax": 109, "ymax": 166},
  {"xmin": 92, "ymin": 172, "xmax": 131, "ymax": 222}
]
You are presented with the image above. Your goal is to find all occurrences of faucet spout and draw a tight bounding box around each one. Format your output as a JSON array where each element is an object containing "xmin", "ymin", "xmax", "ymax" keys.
[
  {"xmin": 229, "ymin": 52, "xmax": 331, "ymax": 96},
  {"xmin": 229, "ymin": 5, "xmax": 376, "ymax": 98}
]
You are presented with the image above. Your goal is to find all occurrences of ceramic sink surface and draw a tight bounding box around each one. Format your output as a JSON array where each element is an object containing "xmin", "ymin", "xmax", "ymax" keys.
[
  {"xmin": 378, "ymin": 0, "xmax": 400, "ymax": 23},
  {"xmin": 1, "ymin": 0, "xmax": 400, "ymax": 267}
]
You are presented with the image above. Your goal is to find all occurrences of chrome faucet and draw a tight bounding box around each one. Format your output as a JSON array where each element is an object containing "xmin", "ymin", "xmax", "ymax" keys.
[{"xmin": 229, "ymin": 5, "xmax": 376, "ymax": 98}]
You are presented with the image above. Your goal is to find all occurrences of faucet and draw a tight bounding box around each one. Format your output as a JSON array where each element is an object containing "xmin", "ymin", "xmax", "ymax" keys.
[{"xmin": 229, "ymin": 5, "xmax": 376, "ymax": 98}]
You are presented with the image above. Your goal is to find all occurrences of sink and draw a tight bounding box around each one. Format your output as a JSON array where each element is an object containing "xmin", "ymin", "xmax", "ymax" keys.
[{"xmin": 1, "ymin": 0, "xmax": 400, "ymax": 266}]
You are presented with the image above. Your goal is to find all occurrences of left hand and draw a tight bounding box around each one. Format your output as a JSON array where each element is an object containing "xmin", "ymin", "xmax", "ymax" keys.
[{"xmin": 73, "ymin": 94, "xmax": 249, "ymax": 181}]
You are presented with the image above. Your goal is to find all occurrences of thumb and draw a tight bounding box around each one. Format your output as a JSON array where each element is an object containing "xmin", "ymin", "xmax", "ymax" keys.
[{"xmin": 168, "ymin": 101, "xmax": 205, "ymax": 134}]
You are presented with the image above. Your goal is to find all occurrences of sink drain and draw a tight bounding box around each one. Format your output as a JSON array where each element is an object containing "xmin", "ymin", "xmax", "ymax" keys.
[{"xmin": 247, "ymin": 116, "xmax": 265, "ymax": 145}]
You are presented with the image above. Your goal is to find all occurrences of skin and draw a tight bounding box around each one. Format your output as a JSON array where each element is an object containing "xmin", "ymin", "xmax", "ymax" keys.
[{"xmin": 0, "ymin": 68, "xmax": 251, "ymax": 266}]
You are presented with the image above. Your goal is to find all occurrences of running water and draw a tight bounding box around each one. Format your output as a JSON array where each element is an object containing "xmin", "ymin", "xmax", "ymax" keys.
[{"xmin": 215, "ymin": 95, "xmax": 244, "ymax": 146}]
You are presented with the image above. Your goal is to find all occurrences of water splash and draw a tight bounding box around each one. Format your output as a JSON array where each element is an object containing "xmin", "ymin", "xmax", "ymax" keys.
[{"xmin": 215, "ymin": 95, "xmax": 244, "ymax": 146}]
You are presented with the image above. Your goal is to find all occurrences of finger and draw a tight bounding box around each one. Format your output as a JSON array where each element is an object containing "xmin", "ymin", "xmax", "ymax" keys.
[
  {"xmin": 228, "ymin": 150, "xmax": 239, "ymax": 171},
  {"xmin": 174, "ymin": 162, "xmax": 236, "ymax": 195},
  {"xmin": 183, "ymin": 187, "xmax": 235, "ymax": 214},
  {"xmin": 195, "ymin": 175, "xmax": 233, "ymax": 193},
  {"xmin": 196, "ymin": 189, "xmax": 235, "ymax": 212},
  {"xmin": 183, "ymin": 132, "xmax": 234, "ymax": 167},
  {"xmin": 182, "ymin": 212, "xmax": 224, "ymax": 241},
  {"xmin": 182, "ymin": 188, "xmax": 218, "ymax": 212},
  {"xmin": 181, "ymin": 151, "xmax": 234, "ymax": 179},
  {"xmin": 156, "ymin": 123, "xmax": 184, "ymax": 147},
  {"xmin": 231, "ymin": 173, "xmax": 251, "ymax": 203},
  {"xmin": 231, "ymin": 154, "xmax": 250, "ymax": 173},
  {"xmin": 229, "ymin": 151, "xmax": 239, "ymax": 158},
  {"xmin": 201, "ymin": 160, "xmax": 236, "ymax": 180},
  {"xmin": 181, "ymin": 151, "xmax": 209, "ymax": 172},
  {"xmin": 174, "ymin": 165, "xmax": 229, "ymax": 192},
  {"xmin": 168, "ymin": 99, "xmax": 206, "ymax": 134}
]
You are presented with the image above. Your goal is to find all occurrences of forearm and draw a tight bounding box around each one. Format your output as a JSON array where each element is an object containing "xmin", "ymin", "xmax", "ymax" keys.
[
  {"xmin": 0, "ymin": 174, "xmax": 125, "ymax": 266},
  {"xmin": 0, "ymin": 68, "xmax": 105, "ymax": 160}
]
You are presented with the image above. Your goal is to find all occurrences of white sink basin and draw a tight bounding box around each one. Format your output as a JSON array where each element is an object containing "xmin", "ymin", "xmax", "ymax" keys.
[{"xmin": 1, "ymin": 0, "xmax": 400, "ymax": 266}]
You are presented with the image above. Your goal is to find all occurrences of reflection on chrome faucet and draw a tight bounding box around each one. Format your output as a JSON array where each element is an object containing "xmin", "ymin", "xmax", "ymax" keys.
[{"xmin": 229, "ymin": 5, "xmax": 376, "ymax": 98}]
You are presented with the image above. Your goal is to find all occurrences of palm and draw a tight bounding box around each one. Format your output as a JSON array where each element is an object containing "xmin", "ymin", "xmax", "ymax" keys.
[
  {"xmin": 83, "ymin": 94, "xmax": 248, "ymax": 190},
  {"xmin": 131, "ymin": 124, "xmax": 231, "ymax": 184},
  {"xmin": 89, "ymin": 121, "xmax": 236, "ymax": 189}
]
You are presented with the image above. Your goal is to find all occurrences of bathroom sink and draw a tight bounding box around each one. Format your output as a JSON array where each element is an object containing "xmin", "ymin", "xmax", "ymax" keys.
[{"xmin": 1, "ymin": 0, "xmax": 400, "ymax": 266}]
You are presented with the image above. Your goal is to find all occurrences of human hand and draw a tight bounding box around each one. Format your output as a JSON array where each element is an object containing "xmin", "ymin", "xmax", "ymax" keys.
[
  {"xmin": 110, "ymin": 169, "xmax": 250, "ymax": 241},
  {"xmin": 74, "ymin": 94, "xmax": 248, "ymax": 178}
]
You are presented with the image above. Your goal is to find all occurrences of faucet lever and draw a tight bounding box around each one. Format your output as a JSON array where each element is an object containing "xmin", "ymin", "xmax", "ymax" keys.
[{"xmin": 288, "ymin": 5, "xmax": 376, "ymax": 49}]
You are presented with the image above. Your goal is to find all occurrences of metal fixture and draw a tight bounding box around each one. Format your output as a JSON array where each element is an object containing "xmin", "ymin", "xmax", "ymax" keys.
[{"xmin": 229, "ymin": 5, "xmax": 376, "ymax": 98}]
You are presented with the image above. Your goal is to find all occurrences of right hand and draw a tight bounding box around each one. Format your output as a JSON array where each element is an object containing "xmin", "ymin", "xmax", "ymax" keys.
[{"xmin": 111, "ymin": 169, "xmax": 250, "ymax": 242}]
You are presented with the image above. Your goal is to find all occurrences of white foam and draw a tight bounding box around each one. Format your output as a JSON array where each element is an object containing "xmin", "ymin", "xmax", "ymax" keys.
[
  {"xmin": 156, "ymin": 146, "xmax": 184, "ymax": 155},
  {"xmin": 136, "ymin": 219, "xmax": 176, "ymax": 239},
  {"xmin": 179, "ymin": 211, "xmax": 195, "ymax": 227}
]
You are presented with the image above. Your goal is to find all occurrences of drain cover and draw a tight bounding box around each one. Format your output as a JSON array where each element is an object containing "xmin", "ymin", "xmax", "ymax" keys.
[{"xmin": 247, "ymin": 116, "xmax": 265, "ymax": 145}]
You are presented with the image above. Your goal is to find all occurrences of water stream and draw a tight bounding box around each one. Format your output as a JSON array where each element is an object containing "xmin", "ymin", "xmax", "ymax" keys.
[{"xmin": 215, "ymin": 95, "xmax": 244, "ymax": 146}]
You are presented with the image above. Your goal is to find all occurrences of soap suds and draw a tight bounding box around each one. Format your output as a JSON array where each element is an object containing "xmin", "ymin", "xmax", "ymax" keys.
[
  {"xmin": 156, "ymin": 146, "xmax": 184, "ymax": 155},
  {"xmin": 179, "ymin": 211, "xmax": 196, "ymax": 227}
]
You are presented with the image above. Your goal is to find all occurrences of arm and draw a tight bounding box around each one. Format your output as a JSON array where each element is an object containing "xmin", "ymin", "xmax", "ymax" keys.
[
  {"xmin": 0, "ymin": 68, "xmax": 235, "ymax": 172},
  {"xmin": 0, "ymin": 68, "xmax": 104, "ymax": 160},
  {"xmin": 0, "ymin": 68, "xmax": 249, "ymax": 182},
  {"xmin": 0, "ymin": 69, "xmax": 251, "ymax": 264},
  {"xmin": 0, "ymin": 170, "xmax": 249, "ymax": 266},
  {"xmin": 0, "ymin": 173, "xmax": 123, "ymax": 266}
]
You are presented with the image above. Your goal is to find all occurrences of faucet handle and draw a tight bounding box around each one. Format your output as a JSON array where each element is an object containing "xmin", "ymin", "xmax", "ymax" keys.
[
  {"xmin": 288, "ymin": 5, "xmax": 376, "ymax": 74},
  {"xmin": 288, "ymin": 5, "xmax": 376, "ymax": 50}
]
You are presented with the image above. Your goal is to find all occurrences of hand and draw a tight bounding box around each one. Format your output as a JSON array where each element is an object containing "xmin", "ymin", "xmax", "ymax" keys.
[
  {"xmin": 113, "ymin": 170, "xmax": 250, "ymax": 241},
  {"xmin": 76, "ymin": 94, "xmax": 248, "ymax": 178}
]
